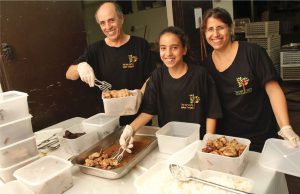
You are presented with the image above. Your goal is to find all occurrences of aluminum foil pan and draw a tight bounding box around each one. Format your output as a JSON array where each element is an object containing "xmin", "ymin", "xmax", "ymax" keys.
[{"xmin": 70, "ymin": 126, "xmax": 158, "ymax": 179}]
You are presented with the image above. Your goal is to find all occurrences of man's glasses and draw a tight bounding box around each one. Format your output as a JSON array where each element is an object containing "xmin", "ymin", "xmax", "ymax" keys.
[{"xmin": 205, "ymin": 25, "xmax": 227, "ymax": 33}]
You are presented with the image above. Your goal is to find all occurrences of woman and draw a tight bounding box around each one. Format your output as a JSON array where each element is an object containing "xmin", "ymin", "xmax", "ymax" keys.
[
  {"xmin": 202, "ymin": 7, "xmax": 300, "ymax": 152},
  {"xmin": 119, "ymin": 26, "xmax": 222, "ymax": 152}
]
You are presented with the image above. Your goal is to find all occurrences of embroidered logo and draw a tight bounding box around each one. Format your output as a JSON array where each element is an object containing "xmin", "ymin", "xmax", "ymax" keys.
[
  {"xmin": 234, "ymin": 77, "xmax": 252, "ymax": 95},
  {"xmin": 122, "ymin": 54, "xmax": 138, "ymax": 69},
  {"xmin": 181, "ymin": 94, "xmax": 200, "ymax": 110}
]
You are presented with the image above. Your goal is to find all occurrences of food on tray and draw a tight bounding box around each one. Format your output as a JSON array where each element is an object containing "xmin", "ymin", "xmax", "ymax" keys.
[
  {"xmin": 140, "ymin": 166, "xmax": 253, "ymax": 194},
  {"xmin": 63, "ymin": 130, "xmax": 86, "ymax": 139},
  {"xmin": 102, "ymin": 89, "xmax": 134, "ymax": 98},
  {"xmin": 202, "ymin": 136, "xmax": 246, "ymax": 157},
  {"xmin": 83, "ymin": 137, "xmax": 153, "ymax": 170}
]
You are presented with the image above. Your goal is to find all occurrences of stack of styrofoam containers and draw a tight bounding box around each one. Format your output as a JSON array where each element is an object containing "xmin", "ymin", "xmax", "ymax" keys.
[
  {"xmin": 246, "ymin": 21, "xmax": 281, "ymax": 75},
  {"xmin": 0, "ymin": 91, "xmax": 39, "ymax": 183}
]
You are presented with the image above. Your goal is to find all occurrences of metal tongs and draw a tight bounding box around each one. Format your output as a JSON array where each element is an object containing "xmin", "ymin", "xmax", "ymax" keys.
[
  {"xmin": 94, "ymin": 78, "xmax": 112, "ymax": 91},
  {"xmin": 169, "ymin": 164, "xmax": 253, "ymax": 194}
]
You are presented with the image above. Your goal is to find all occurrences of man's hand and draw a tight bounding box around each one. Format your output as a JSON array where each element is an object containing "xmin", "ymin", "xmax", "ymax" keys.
[
  {"xmin": 77, "ymin": 62, "xmax": 95, "ymax": 87},
  {"xmin": 278, "ymin": 125, "xmax": 300, "ymax": 147},
  {"xmin": 119, "ymin": 125, "xmax": 134, "ymax": 153}
]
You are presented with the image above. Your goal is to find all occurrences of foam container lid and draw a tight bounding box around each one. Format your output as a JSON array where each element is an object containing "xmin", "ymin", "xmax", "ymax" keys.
[{"xmin": 259, "ymin": 138, "xmax": 300, "ymax": 177}]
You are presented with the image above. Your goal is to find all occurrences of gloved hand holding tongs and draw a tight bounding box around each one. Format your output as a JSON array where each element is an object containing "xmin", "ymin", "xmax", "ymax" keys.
[{"xmin": 77, "ymin": 62, "xmax": 111, "ymax": 90}]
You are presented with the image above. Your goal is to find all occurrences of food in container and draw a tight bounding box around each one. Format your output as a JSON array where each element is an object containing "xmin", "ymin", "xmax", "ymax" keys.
[
  {"xmin": 134, "ymin": 162, "xmax": 254, "ymax": 194},
  {"xmin": 71, "ymin": 126, "xmax": 158, "ymax": 179},
  {"xmin": 197, "ymin": 134, "xmax": 250, "ymax": 175},
  {"xmin": 102, "ymin": 89, "xmax": 142, "ymax": 116}
]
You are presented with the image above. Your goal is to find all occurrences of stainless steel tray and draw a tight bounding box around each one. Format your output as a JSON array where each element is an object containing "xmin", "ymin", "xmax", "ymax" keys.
[{"xmin": 70, "ymin": 126, "xmax": 158, "ymax": 179}]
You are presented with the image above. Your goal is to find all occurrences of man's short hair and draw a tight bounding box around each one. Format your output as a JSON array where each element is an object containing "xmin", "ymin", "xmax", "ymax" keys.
[{"xmin": 95, "ymin": 1, "xmax": 123, "ymax": 23}]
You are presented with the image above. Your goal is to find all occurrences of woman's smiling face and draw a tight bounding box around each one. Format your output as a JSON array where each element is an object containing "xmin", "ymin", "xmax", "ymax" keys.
[{"xmin": 205, "ymin": 17, "xmax": 231, "ymax": 51}]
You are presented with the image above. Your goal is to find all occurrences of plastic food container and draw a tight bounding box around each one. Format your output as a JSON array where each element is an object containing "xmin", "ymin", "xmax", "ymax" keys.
[
  {"xmin": 0, "ymin": 91, "xmax": 29, "ymax": 125},
  {"xmin": 0, "ymin": 115, "xmax": 33, "ymax": 148},
  {"xmin": 14, "ymin": 155, "xmax": 73, "ymax": 194},
  {"xmin": 259, "ymin": 138, "xmax": 300, "ymax": 177},
  {"xmin": 58, "ymin": 124, "xmax": 100, "ymax": 155},
  {"xmin": 0, "ymin": 180, "xmax": 34, "ymax": 194},
  {"xmin": 81, "ymin": 113, "xmax": 119, "ymax": 138},
  {"xmin": 197, "ymin": 134, "xmax": 250, "ymax": 175},
  {"xmin": 0, "ymin": 155, "xmax": 39, "ymax": 183},
  {"xmin": 156, "ymin": 121, "xmax": 200, "ymax": 154},
  {"xmin": 102, "ymin": 89, "xmax": 142, "ymax": 116},
  {"xmin": 0, "ymin": 136, "xmax": 38, "ymax": 168}
]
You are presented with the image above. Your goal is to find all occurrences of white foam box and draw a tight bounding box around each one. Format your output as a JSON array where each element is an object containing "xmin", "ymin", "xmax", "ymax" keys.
[
  {"xmin": 0, "ymin": 91, "xmax": 29, "ymax": 125},
  {"xmin": 0, "ymin": 180, "xmax": 34, "ymax": 194},
  {"xmin": 197, "ymin": 134, "xmax": 251, "ymax": 175},
  {"xmin": 102, "ymin": 89, "xmax": 142, "ymax": 116},
  {"xmin": 0, "ymin": 136, "xmax": 39, "ymax": 168},
  {"xmin": 156, "ymin": 121, "xmax": 200, "ymax": 154},
  {"xmin": 58, "ymin": 124, "xmax": 100, "ymax": 155},
  {"xmin": 14, "ymin": 155, "xmax": 73, "ymax": 194},
  {"xmin": 0, "ymin": 155, "xmax": 39, "ymax": 183},
  {"xmin": 81, "ymin": 113, "xmax": 119, "ymax": 138},
  {"xmin": 0, "ymin": 115, "xmax": 33, "ymax": 148}
]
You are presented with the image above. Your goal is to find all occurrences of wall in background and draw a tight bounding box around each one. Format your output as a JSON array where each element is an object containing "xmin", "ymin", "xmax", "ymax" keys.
[
  {"xmin": 213, "ymin": 0, "xmax": 233, "ymax": 18},
  {"xmin": 124, "ymin": 7, "xmax": 168, "ymax": 43}
]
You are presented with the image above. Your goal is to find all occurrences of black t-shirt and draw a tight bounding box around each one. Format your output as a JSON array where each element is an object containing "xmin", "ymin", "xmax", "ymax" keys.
[
  {"xmin": 204, "ymin": 41, "xmax": 279, "ymax": 151},
  {"xmin": 74, "ymin": 36, "xmax": 156, "ymax": 125},
  {"xmin": 142, "ymin": 64, "xmax": 222, "ymax": 136}
]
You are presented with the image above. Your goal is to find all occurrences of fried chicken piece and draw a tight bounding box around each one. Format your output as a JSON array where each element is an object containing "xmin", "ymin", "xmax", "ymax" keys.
[{"xmin": 88, "ymin": 152, "xmax": 101, "ymax": 160}]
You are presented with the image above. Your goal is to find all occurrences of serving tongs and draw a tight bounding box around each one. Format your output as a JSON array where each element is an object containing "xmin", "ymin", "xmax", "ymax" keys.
[
  {"xmin": 95, "ymin": 78, "xmax": 112, "ymax": 91},
  {"xmin": 169, "ymin": 164, "xmax": 253, "ymax": 194}
]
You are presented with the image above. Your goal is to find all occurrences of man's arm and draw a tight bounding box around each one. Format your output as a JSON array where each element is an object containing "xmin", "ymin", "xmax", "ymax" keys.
[{"xmin": 66, "ymin": 64, "xmax": 80, "ymax": 80}]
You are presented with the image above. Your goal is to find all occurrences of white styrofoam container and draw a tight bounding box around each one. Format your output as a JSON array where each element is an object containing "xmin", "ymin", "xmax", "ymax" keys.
[
  {"xmin": 197, "ymin": 134, "xmax": 251, "ymax": 175},
  {"xmin": 0, "ymin": 136, "xmax": 38, "ymax": 168},
  {"xmin": 156, "ymin": 121, "xmax": 200, "ymax": 154},
  {"xmin": 14, "ymin": 155, "xmax": 73, "ymax": 194},
  {"xmin": 58, "ymin": 124, "xmax": 100, "ymax": 155},
  {"xmin": 102, "ymin": 89, "xmax": 142, "ymax": 116},
  {"xmin": 0, "ymin": 180, "xmax": 34, "ymax": 194},
  {"xmin": 0, "ymin": 91, "xmax": 29, "ymax": 125},
  {"xmin": 0, "ymin": 155, "xmax": 39, "ymax": 183},
  {"xmin": 81, "ymin": 113, "xmax": 119, "ymax": 138},
  {"xmin": 0, "ymin": 115, "xmax": 33, "ymax": 148}
]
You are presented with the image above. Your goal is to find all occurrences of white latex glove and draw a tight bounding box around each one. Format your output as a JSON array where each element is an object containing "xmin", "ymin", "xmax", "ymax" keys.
[
  {"xmin": 119, "ymin": 125, "xmax": 134, "ymax": 153},
  {"xmin": 77, "ymin": 62, "xmax": 95, "ymax": 87},
  {"xmin": 278, "ymin": 125, "xmax": 300, "ymax": 147}
]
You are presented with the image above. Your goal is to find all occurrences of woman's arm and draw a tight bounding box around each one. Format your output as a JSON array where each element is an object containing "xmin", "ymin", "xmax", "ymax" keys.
[
  {"xmin": 205, "ymin": 118, "xmax": 217, "ymax": 134},
  {"xmin": 265, "ymin": 80, "xmax": 290, "ymax": 128}
]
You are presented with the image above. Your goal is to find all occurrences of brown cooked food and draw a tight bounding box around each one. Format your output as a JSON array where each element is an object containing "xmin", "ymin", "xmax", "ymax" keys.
[
  {"xmin": 102, "ymin": 89, "xmax": 134, "ymax": 99},
  {"xmin": 202, "ymin": 136, "xmax": 246, "ymax": 157},
  {"xmin": 63, "ymin": 130, "xmax": 86, "ymax": 139},
  {"xmin": 83, "ymin": 137, "xmax": 153, "ymax": 170}
]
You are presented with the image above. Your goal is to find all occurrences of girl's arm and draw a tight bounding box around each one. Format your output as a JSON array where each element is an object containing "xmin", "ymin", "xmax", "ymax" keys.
[
  {"xmin": 205, "ymin": 118, "xmax": 217, "ymax": 134},
  {"xmin": 130, "ymin": 113, "xmax": 154, "ymax": 133}
]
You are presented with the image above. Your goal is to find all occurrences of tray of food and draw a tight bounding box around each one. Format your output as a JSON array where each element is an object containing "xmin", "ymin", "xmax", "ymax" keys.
[{"xmin": 70, "ymin": 126, "xmax": 158, "ymax": 179}]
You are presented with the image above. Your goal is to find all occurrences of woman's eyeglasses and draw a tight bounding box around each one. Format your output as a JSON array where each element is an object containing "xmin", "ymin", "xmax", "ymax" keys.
[{"xmin": 205, "ymin": 25, "xmax": 227, "ymax": 33}]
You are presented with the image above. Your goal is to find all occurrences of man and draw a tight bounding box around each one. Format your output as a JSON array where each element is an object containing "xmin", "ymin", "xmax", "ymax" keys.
[{"xmin": 66, "ymin": 2, "xmax": 157, "ymax": 125}]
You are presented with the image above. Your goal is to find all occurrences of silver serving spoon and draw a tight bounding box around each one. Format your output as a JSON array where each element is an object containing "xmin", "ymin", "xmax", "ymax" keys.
[{"xmin": 169, "ymin": 164, "xmax": 252, "ymax": 194}]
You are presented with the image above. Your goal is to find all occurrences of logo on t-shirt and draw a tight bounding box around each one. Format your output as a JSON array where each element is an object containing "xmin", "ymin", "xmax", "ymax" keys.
[
  {"xmin": 234, "ymin": 76, "xmax": 252, "ymax": 95},
  {"xmin": 181, "ymin": 94, "xmax": 200, "ymax": 110},
  {"xmin": 122, "ymin": 54, "xmax": 138, "ymax": 69}
]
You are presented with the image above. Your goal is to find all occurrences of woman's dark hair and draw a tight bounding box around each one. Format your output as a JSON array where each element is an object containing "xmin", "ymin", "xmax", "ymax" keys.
[
  {"xmin": 157, "ymin": 26, "xmax": 195, "ymax": 63},
  {"xmin": 201, "ymin": 7, "xmax": 233, "ymax": 32}
]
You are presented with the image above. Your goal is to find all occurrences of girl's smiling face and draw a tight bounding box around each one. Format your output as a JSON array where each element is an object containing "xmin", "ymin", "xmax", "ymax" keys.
[{"xmin": 159, "ymin": 32, "xmax": 187, "ymax": 69}]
